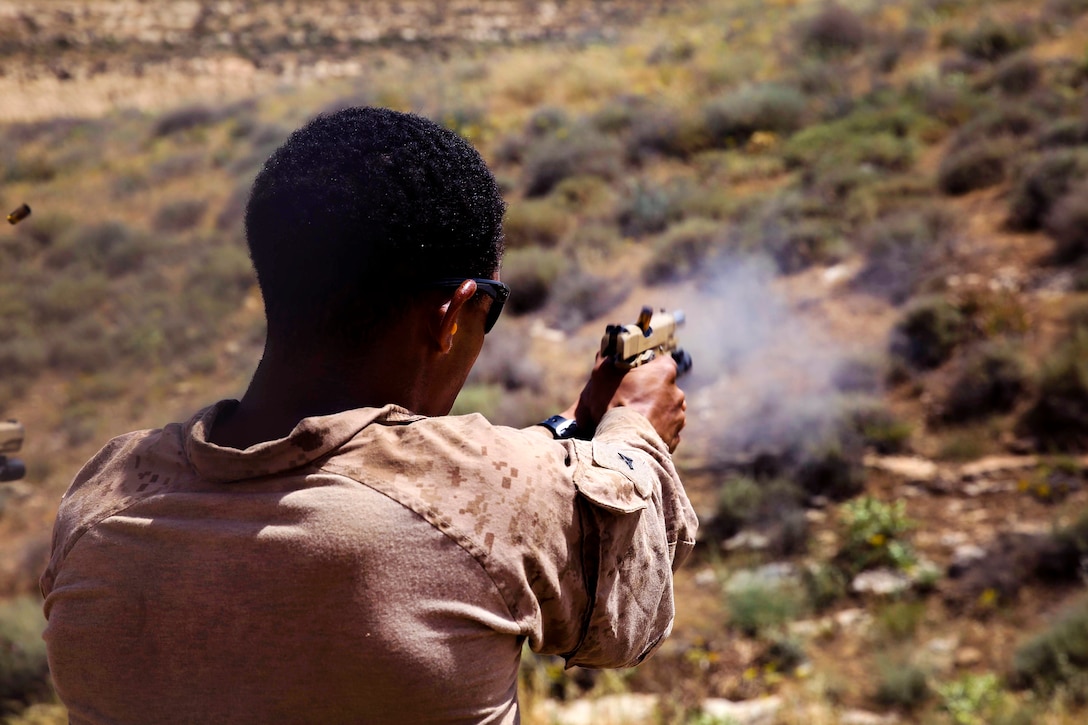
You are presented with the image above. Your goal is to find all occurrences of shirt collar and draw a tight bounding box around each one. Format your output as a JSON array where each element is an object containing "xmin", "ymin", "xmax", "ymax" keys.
[{"xmin": 184, "ymin": 400, "xmax": 422, "ymax": 483}]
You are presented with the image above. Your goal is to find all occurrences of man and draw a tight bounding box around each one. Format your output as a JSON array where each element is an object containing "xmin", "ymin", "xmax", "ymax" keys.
[{"xmin": 41, "ymin": 107, "xmax": 696, "ymax": 724}]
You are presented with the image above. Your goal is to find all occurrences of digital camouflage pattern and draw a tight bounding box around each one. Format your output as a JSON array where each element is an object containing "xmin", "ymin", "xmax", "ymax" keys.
[{"xmin": 42, "ymin": 401, "xmax": 696, "ymax": 724}]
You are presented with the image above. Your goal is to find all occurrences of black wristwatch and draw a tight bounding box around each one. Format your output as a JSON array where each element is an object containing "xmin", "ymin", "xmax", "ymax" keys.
[{"xmin": 538, "ymin": 414, "xmax": 580, "ymax": 439}]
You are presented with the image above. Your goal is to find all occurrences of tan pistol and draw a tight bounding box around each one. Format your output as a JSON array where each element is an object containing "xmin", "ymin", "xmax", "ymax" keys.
[{"xmin": 600, "ymin": 306, "xmax": 692, "ymax": 376}]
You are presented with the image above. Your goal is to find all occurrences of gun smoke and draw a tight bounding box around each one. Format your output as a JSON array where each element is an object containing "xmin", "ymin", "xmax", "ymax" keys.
[{"xmin": 674, "ymin": 256, "xmax": 881, "ymax": 479}]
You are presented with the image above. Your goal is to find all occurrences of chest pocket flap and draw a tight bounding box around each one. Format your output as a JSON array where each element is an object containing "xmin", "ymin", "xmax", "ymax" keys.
[{"xmin": 573, "ymin": 441, "xmax": 655, "ymax": 515}]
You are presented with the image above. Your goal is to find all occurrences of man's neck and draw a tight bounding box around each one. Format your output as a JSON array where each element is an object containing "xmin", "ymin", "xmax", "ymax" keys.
[{"xmin": 207, "ymin": 345, "xmax": 430, "ymax": 450}]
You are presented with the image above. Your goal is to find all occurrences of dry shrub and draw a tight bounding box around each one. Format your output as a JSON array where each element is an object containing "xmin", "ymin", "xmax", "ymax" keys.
[
  {"xmin": 938, "ymin": 342, "xmax": 1029, "ymax": 422},
  {"xmin": 952, "ymin": 17, "xmax": 1035, "ymax": 62},
  {"xmin": 500, "ymin": 247, "xmax": 568, "ymax": 315},
  {"xmin": 546, "ymin": 269, "xmax": 628, "ymax": 333},
  {"xmin": 1007, "ymin": 149, "xmax": 1088, "ymax": 230},
  {"xmin": 937, "ymin": 139, "xmax": 1010, "ymax": 196},
  {"xmin": 947, "ymin": 105, "xmax": 1041, "ymax": 153},
  {"xmin": 466, "ymin": 329, "xmax": 543, "ymax": 393},
  {"xmin": 503, "ymin": 199, "xmax": 569, "ymax": 249},
  {"xmin": 151, "ymin": 104, "xmax": 220, "ymax": 137},
  {"xmin": 854, "ymin": 206, "xmax": 957, "ymax": 304},
  {"xmin": 989, "ymin": 52, "xmax": 1042, "ymax": 95},
  {"xmin": 626, "ymin": 107, "xmax": 709, "ymax": 161},
  {"xmin": 522, "ymin": 127, "xmax": 623, "ymax": 197},
  {"xmin": 0, "ymin": 596, "xmax": 51, "ymax": 716},
  {"xmin": 153, "ymin": 198, "xmax": 208, "ymax": 233},
  {"xmin": 1045, "ymin": 180, "xmax": 1088, "ymax": 262},
  {"xmin": 889, "ymin": 296, "xmax": 966, "ymax": 370},
  {"xmin": 702, "ymin": 83, "xmax": 807, "ymax": 148},
  {"xmin": 1019, "ymin": 328, "xmax": 1088, "ymax": 450},
  {"xmin": 797, "ymin": 2, "xmax": 868, "ymax": 56},
  {"xmin": 591, "ymin": 94, "xmax": 652, "ymax": 135},
  {"xmin": 1011, "ymin": 598, "xmax": 1088, "ymax": 701},
  {"xmin": 1036, "ymin": 117, "xmax": 1088, "ymax": 149},
  {"xmin": 642, "ymin": 218, "xmax": 723, "ymax": 285}
]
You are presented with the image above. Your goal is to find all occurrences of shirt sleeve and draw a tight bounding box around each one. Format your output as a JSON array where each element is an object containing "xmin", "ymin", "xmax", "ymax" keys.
[{"xmin": 543, "ymin": 407, "xmax": 698, "ymax": 669}]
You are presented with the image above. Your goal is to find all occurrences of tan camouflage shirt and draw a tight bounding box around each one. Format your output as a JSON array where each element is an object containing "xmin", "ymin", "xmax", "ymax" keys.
[{"xmin": 41, "ymin": 401, "xmax": 697, "ymax": 724}]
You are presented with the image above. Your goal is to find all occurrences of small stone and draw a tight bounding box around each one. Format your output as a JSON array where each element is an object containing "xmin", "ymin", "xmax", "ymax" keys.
[
  {"xmin": 955, "ymin": 647, "xmax": 983, "ymax": 668},
  {"xmin": 538, "ymin": 693, "xmax": 658, "ymax": 725},
  {"xmin": 700, "ymin": 696, "xmax": 783, "ymax": 725},
  {"xmin": 949, "ymin": 544, "xmax": 987, "ymax": 575},
  {"xmin": 724, "ymin": 531, "xmax": 771, "ymax": 552},
  {"xmin": 840, "ymin": 709, "xmax": 901, "ymax": 724},
  {"xmin": 693, "ymin": 568, "xmax": 718, "ymax": 588},
  {"xmin": 851, "ymin": 568, "xmax": 911, "ymax": 596},
  {"xmin": 864, "ymin": 455, "xmax": 939, "ymax": 483}
]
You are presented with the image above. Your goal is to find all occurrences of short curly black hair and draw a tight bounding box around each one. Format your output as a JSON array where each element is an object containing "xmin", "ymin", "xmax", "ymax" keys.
[{"xmin": 245, "ymin": 107, "xmax": 506, "ymax": 346}]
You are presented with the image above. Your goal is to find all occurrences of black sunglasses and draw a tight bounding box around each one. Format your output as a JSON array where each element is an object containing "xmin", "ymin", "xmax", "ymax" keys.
[{"xmin": 431, "ymin": 278, "xmax": 510, "ymax": 334}]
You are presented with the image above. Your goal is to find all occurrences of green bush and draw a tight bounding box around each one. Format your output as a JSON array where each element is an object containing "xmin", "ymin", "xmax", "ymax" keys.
[
  {"xmin": 838, "ymin": 497, "xmax": 917, "ymax": 574},
  {"xmin": 1046, "ymin": 180, "xmax": 1088, "ymax": 262},
  {"xmin": 522, "ymin": 127, "xmax": 623, "ymax": 197},
  {"xmin": 715, "ymin": 476, "xmax": 764, "ymax": 538},
  {"xmin": 702, "ymin": 83, "xmax": 807, "ymax": 147},
  {"xmin": 0, "ymin": 596, "xmax": 51, "ymax": 715},
  {"xmin": 725, "ymin": 572, "xmax": 808, "ymax": 636},
  {"xmin": 874, "ymin": 661, "xmax": 931, "ymax": 710},
  {"xmin": 500, "ymin": 247, "xmax": 568, "ymax": 315},
  {"xmin": 783, "ymin": 124, "xmax": 916, "ymax": 176},
  {"xmin": 939, "ymin": 342, "xmax": 1029, "ymax": 422},
  {"xmin": 846, "ymin": 399, "xmax": 913, "ymax": 454},
  {"xmin": 616, "ymin": 182, "xmax": 675, "ymax": 238},
  {"xmin": 796, "ymin": 440, "xmax": 865, "ymax": 500},
  {"xmin": 797, "ymin": 2, "xmax": 868, "ymax": 56},
  {"xmin": 1007, "ymin": 149, "xmax": 1088, "ymax": 230},
  {"xmin": 937, "ymin": 140, "xmax": 1010, "ymax": 196},
  {"xmin": 641, "ymin": 218, "xmax": 722, "ymax": 285},
  {"xmin": 1011, "ymin": 596, "xmax": 1088, "ymax": 700},
  {"xmin": 889, "ymin": 296, "xmax": 966, "ymax": 370}
]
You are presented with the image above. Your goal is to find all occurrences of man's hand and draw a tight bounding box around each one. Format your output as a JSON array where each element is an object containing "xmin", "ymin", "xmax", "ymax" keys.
[{"xmin": 562, "ymin": 353, "xmax": 687, "ymax": 452}]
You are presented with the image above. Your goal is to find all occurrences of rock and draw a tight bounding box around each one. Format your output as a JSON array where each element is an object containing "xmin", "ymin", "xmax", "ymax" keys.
[
  {"xmin": 700, "ymin": 696, "xmax": 783, "ymax": 725},
  {"xmin": 839, "ymin": 709, "xmax": 901, "ymax": 724},
  {"xmin": 537, "ymin": 693, "xmax": 658, "ymax": 724},
  {"xmin": 834, "ymin": 608, "xmax": 873, "ymax": 630},
  {"xmin": 726, "ymin": 563, "xmax": 799, "ymax": 591},
  {"xmin": 958, "ymin": 455, "xmax": 1037, "ymax": 481},
  {"xmin": 949, "ymin": 544, "xmax": 987, "ymax": 577},
  {"xmin": 724, "ymin": 531, "xmax": 771, "ymax": 552},
  {"xmin": 693, "ymin": 567, "xmax": 719, "ymax": 588},
  {"xmin": 955, "ymin": 647, "xmax": 983, "ymax": 668},
  {"xmin": 864, "ymin": 455, "xmax": 939, "ymax": 483},
  {"xmin": 851, "ymin": 568, "xmax": 911, "ymax": 596}
]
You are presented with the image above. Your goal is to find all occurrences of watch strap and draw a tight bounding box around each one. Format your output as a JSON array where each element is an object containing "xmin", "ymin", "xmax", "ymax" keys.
[{"xmin": 538, "ymin": 414, "xmax": 580, "ymax": 439}]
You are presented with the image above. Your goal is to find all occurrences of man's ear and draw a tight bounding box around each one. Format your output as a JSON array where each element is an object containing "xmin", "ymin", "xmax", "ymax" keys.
[{"xmin": 434, "ymin": 279, "xmax": 477, "ymax": 354}]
